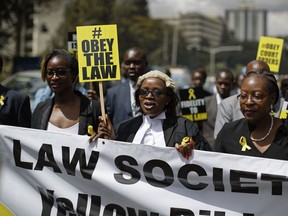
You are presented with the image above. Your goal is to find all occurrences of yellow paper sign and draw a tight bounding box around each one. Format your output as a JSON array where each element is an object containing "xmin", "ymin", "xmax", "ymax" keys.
[
  {"xmin": 76, "ymin": 24, "xmax": 120, "ymax": 82},
  {"xmin": 256, "ymin": 36, "xmax": 284, "ymax": 73}
]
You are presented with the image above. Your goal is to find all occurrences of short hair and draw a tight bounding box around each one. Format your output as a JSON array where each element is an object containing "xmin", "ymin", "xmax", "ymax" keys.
[
  {"xmin": 40, "ymin": 49, "xmax": 78, "ymax": 81},
  {"xmin": 123, "ymin": 47, "xmax": 148, "ymax": 64},
  {"xmin": 192, "ymin": 68, "xmax": 207, "ymax": 80},
  {"xmin": 215, "ymin": 68, "xmax": 234, "ymax": 82},
  {"xmin": 244, "ymin": 69, "xmax": 279, "ymax": 105}
]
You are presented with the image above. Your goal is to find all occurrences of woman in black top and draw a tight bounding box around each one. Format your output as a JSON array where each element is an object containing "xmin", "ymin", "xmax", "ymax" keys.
[{"xmin": 215, "ymin": 69, "xmax": 288, "ymax": 160}]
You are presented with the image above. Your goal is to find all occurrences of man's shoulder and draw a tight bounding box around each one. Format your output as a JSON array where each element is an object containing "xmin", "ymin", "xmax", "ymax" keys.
[
  {"xmin": 5, "ymin": 88, "xmax": 29, "ymax": 101},
  {"xmin": 220, "ymin": 94, "xmax": 238, "ymax": 106},
  {"xmin": 107, "ymin": 81, "xmax": 129, "ymax": 94}
]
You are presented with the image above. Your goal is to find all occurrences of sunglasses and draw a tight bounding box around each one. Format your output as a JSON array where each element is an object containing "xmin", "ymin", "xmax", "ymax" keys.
[
  {"xmin": 46, "ymin": 68, "xmax": 70, "ymax": 78},
  {"xmin": 138, "ymin": 88, "xmax": 165, "ymax": 98}
]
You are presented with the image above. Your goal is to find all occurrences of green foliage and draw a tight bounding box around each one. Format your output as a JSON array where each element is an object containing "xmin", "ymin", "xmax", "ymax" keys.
[
  {"xmin": 52, "ymin": 0, "xmax": 167, "ymax": 66},
  {"xmin": 0, "ymin": 0, "xmax": 57, "ymax": 55}
]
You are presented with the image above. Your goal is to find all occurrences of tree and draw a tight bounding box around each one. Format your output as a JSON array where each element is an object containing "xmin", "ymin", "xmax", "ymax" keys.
[
  {"xmin": 51, "ymin": 0, "xmax": 168, "ymax": 66},
  {"xmin": 0, "ymin": 0, "xmax": 58, "ymax": 56}
]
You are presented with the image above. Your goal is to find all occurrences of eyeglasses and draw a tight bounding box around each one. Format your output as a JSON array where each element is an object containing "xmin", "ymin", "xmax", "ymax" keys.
[
  {"xmin": 46, "ymin": 68, "xmax": 70, "ymax": 78},
  {"xmin": 138, "ymin": 88, "xmax": 165, "ymax": 98},
  {"xmin": 237, "ymin": 93, "xmax": 267, "ymax": 102}
]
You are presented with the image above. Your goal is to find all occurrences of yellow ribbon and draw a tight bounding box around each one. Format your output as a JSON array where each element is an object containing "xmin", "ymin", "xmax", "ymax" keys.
[
  {"xmin": 87, "ymin": 125, "xmax": 95, "ymax": 135},
  {"xmin": 0, "ymin": 95, "xmax": 5, "ymax": 106},
  {"xmin": 181, "ymin": 136, "xmax": 190, "ymax": 147},
  {"xmin": 239, "ymin": 136, "xmax": 251, "ymax": 152},
  {"xmin": 188, "ymin": 88, "xmax": 196, "ymax": 100}
]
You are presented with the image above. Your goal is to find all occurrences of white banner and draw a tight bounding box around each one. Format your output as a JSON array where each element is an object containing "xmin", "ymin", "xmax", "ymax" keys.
[{"xmin": 0, "ymin": 125, "xmax": 288, "ymax": 216}]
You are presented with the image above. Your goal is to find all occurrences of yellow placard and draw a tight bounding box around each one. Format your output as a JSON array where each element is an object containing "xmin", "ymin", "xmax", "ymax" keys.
[
  {"xmin": 76, "ymin": 24, "xmax": 120, "ymax": 82},
  {"xmin": 256, "ymin": 36, "xmax": 284, "ymax": 73}
]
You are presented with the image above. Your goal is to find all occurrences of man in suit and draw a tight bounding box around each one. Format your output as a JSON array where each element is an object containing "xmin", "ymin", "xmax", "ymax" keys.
[
  {"xmin": 214, "ymin": 60, "xmax": 271, "ymax": 139},
  {"xmin": 0, "ymin": 54, "xmax": 31, "ymax": 127},
  {"xmin": 202, "ymin": 69, "xmax": 234, "ymax": 150},
  {"xmin": 105, "ymin": 47, "xmax": 148, "ymax": 129}
]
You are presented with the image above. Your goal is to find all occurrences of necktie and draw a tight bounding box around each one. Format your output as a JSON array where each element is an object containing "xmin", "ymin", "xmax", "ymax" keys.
[{"xmin": 132, "ymin": 116, "xmax": 151, "ymax": 144}]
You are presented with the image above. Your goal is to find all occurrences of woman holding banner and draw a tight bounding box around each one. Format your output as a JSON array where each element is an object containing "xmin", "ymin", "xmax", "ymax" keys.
[
  {"xmin": 215, "ymin": 69, "xmax": 288, "ymax": 160},
  {"xmin": 93, "ymin": 70, "xmax": 211, "ymax": 159},
  {"xmin": 32, "ymin": 49, "xmax": 101, "ymax": 136}
]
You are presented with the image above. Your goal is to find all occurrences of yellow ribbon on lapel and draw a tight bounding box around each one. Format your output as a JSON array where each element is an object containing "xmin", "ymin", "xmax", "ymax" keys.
[
  {"xmin": 0, "ymin": 95, "xmax": 5, "ymax": 106},
  {"xmin": 239, "ymin": 136, "xmax": 251, "ymax": 152},
  {"xmin": 87, "ymin": 125, "xmax": 95, "ymax": 135},
  {"xmin": 181, "ymin": 136, "xmax": 190, "ymax": 147}
]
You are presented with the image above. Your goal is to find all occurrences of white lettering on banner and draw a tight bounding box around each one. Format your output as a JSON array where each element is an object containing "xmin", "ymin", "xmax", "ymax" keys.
[{"xmin": 0, "ymin": 125, "xmax": 288, "ymax": 215}]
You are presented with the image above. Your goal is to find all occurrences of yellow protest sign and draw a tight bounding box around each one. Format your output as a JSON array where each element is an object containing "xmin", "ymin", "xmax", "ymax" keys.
[
  {"xmin": 256, "ymin": 36, "xmax": 284, "ymax": 73},
  {"xmin": 76, "ymin": 24, "xmax": 120, "ymax": 82}
]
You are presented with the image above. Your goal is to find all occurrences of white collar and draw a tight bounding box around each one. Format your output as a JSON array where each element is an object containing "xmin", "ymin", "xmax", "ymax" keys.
[{"xmin": 144, "ymin": 112, "xmax": 166, "ymax": 122}]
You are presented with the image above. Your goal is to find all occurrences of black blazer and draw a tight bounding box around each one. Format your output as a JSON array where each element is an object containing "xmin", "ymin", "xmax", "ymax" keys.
[
  {"xmin": 0, "ymin": 85, "xmax": 31, "ymax": 127},
  {"xmin": 32, "ymin": 91, "xmax": 101, "ymax": 135},
  {"xmin": 116, "ymin": 114, "xmax": 211, "ymax": 150}
]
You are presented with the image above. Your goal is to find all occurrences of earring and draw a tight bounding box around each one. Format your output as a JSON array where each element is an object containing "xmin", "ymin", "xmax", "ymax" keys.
[{"xmin": 270, "ymin": 104, "xmax": 274, "ymax": 115}]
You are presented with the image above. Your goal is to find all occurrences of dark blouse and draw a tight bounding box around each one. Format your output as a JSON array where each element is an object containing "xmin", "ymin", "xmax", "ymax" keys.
[{"xmin": 215, "ymin": 118, "xmax": 288, "ymax": 160}]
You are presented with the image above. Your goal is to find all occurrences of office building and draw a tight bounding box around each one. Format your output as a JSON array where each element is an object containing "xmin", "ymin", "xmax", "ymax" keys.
[{"xmin": 225, "ymin": 3, "xmax": 267, "ymax": 41}]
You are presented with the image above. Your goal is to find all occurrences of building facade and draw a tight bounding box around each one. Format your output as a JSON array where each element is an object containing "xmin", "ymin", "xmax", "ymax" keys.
[
  {"xmin": 179, "ymin": 13, "xmax": 225, "ymax": 50},
  {"xmin": 225, "ymin": 4, "xmax": 267, "ymax": 41}
]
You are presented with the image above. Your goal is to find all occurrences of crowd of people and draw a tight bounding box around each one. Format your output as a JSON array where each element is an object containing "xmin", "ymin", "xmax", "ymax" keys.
[{"xmin": 1, "ymin": 47, "xmax": 288, "ymax": 160}]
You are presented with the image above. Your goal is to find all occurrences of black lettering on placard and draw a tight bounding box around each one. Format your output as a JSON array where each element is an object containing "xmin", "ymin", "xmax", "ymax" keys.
[
  {"xmin": 178, "ymin": 164, "xmax": 208, "ymax": 190},
  {"xmin": 261, "ymin": 173, "xmax": 288, "ymax": 195},
  {"xmin": 82, "ymin": 67, "xmax": 89, "ymax": 80},
  {"xmin": 71, "ymin": 42, "xmax": 77, "ymax": 49},
  {"xmin": 81, "ymin": 39, "xmax": 114, "ymax": 53},
  {"xmin": 62, "ymin": 146, "xmax": 100, "ymax": 180},
  {"xmin": 13, "ymin": 139, "xmax": 33, "ymax": 169},
  {"xmin": 82, "ymin": 40, "xmax": 90, "ymax": 52},
  {"xmin": 105, "ymin": 52, "xmax": 113, "ymax": 65},
  {"xmin": 34, "ymin": 144, "xmax": 61, "ymax": 173},
  {"xmin": 84, "ymin": 53, "xmax": 93, "ymax": 66},
  {"xmin": 93, "ymin": 52, "xmax": 105, "ymax": 65},
  {"xmin": 143, "ymin": 159, "xmax": 174, "ymax": 187},
  {"xmin": 114, "ymin": 155, "xmax": 141, "ymax": 184},
  {"xmin": 230, "ymin": 170, "xmax": 258, "ymax": 194},
  {"xmin": 90, "ymin": 65, "xmax": 117, "ymax": 79}
]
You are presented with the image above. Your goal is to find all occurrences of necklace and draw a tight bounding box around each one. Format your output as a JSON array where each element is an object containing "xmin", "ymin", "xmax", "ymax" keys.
[{"xmin": 250, "ymin": 116, "xmax": 274, "ymax": 142}]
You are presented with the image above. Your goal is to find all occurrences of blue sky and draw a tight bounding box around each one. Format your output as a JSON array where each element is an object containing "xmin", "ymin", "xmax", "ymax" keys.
[{"xmin": 148, "ymin": 0, "xmax": 288, "ymax": 37}]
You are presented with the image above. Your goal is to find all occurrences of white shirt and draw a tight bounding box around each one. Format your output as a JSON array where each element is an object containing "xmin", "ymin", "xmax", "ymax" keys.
[
  {"xmin": 47, "ymin": 122, "xmax": 79, "ymax": 134},
  {"xmin": 216, "ymin": 93, "xmax": 222, "ymax": 107},
  {"xmin": 129, "ymin": 80, "xmax": 140, "ymax": 117},
  {"xmin": 132, "ymin": 112, "xmax": 166, "ymax": 147}
]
